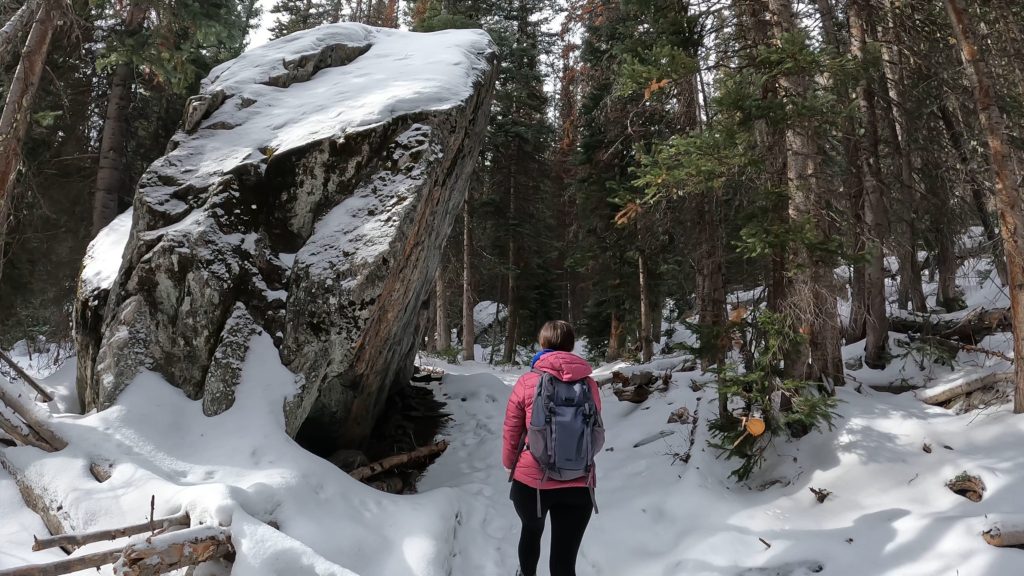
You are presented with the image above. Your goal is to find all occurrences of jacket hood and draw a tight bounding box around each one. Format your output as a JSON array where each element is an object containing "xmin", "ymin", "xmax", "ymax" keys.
[{"xmin": 533, "ymin": 351, "xmax": 593, "ymax": 381}]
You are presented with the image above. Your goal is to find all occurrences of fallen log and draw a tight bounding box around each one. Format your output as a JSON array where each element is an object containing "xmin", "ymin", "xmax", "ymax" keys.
[
  {"xmin": 613, "ymin": 384, "xmax": 651, "ymax": 404},
  {"xmin": 115, "ymin": 525, "xmax": 233, "ymax": 576},
  {"xmin": 349, "ymin": 440, "xmax": 449, "ymax": 482},
  {"xmin": 946, "ymin": 472, "xmax": 986, "ymax": 502},
  {"xmin": 0, "ymin": 377, "xmax": 65, "ymax": 450},
  {"xmin": 0, "ymin": 409, "xmax": 51, "ymax": 451},
  {"xmin": 916, "ymin": 372, "xmax": 1014, "ymax": 405},
  {"xmin": 0, "ymin": 450, "xmax": 73, "ymax": 541},
  {"xmin": 0, "ymin": 548, "xmax": 121, "ymax": 576},
  {"xmin": 983, "ymin": 522, "xmax": 1024, "ymax": 547},
  {"xmin": 0, "ymin": 349, "xmax": 54, "ymax": 402},
  {"xmin": 32, "ymin": 511, "xmax": 190, "ymax": 552},
  {"xmin": 912, "ymin": 335, "xmax": 1014, "ymax": 363},
  {"xmin": 889, "ymin": 307, "xmax": 1011, "ymax": 344},
  {"xmin": 369, "ymin": 475, "xmax": 405, "ymax": 494}
]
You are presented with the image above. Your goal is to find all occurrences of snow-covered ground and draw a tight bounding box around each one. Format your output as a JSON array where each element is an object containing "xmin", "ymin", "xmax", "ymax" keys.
[
  {"xmin": 3, "ymin": 244, "xmax": 1022, "ymax": 574},
  {"xmin": 3, "ymin": 331, "xmax": 1024, "ymax": 574}
]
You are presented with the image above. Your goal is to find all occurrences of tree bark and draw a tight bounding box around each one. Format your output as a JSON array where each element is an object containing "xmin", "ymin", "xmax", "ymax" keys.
[
  {"xmin": 695, "ymin": 192, "xmax": 726, "ymax": 369},
  {"xmin": 461, "ymin": 202, "xmax": 475, "ymax": 361},
  {"xmin": 850, "ymin": 0, "xmax": 889, "ymax": 369},
  {"xmin": 116, "ymin": 526, "xmax": 233, "ymax": 576},
  {"xmin": 768, "ymin": 0, "xmax": 844, "ymax": 389},
  {"xmin": 92, "ymin": 3, "xmax": 147, "ymax": 236},
  {"xmin": 0, "ymin": 0, "xmax": 58, "ymax": 283},
  {"xmin": 606, "ymin": 310, "xmax": 624, "ymax": 362},
  {"xmin": 936, "ymin": 203, "xmax": 964, "ymax": 312},
  {"xmin": 435, "ymin": 271, "xmax": 449, "ymax": 351},
  {"xmin": 945, "ymin": 0, "xmax": 1024, "ymax": 414}
]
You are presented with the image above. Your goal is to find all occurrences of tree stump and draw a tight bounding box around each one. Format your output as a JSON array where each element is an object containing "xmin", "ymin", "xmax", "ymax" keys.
[{"xmin": 946, "ymin": 472, "xmax": 986, "ymax": 502}]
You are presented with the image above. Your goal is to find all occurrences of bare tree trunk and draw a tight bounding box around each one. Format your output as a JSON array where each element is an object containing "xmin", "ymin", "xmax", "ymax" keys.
[
  {"xmin": 503, "ymin": 179, "xmax": 520, "ymax": 360},
  {"xmin": 461, "ymin": 202, "xmax": 475, "ymax": 361},
  {"xmin": 651, "ymin": 296, "xmax": 663, "ymax": 353},
  {"xmin": 435, "ymin": 271, "xmax": 449, "ymax": 351},
  {"xmin": 606, "ymin": 310, "xmax": 623, "ymax": 362},
  {"xmin": 937, "ymin": 100, "xmax": 1008, "ymax": 286},
  {"xmin": 815, "ymin": 0, "xmax": 840, "ymax": 49},
  {"xmin": 813, "ymin": 0, "xmax": 867, "ymax": 341},
  {"xmin": 638, "ymin": 252, "xmax": 653, "ymax": 362},
  {"xmin": 945, "ymin": 0, "xmax": 1024, "ymax": 413},
  {"xmin": 937, "ymin": 217, "xmax": 962, "ymax": 311},
  {"xmin": 735, "ymin": 0, "xmax": 787, "ymax": 313},
  {"xmin": 850, "ymin": 0, "xmax": 889, "ymax": 369},
  {"xmin": 845, "ymin": 267, "xmax": 867, "ymax": 343},
  {"xmin": 92, "ymin": 3, "xmax": 146, "ymax": 236},
  {"xmin": 695, "ymin": 192, "xmax": 727, "ymax": 370},
  {"xmin": 768, "ymin": 0, "xmax": 844, "ymax": 389},
  {"xmin": 879, "ymin": 0, "xmax": 927, "ymax": 313},
  {"xmin": 0, "ymin": 1, "xmax": 57, "ymax": 284}
]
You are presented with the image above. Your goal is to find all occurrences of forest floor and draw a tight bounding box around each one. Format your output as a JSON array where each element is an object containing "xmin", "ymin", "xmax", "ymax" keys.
[{"xmin": 2, "ymin": 256, "xmax": 1024, "ymax": 574}]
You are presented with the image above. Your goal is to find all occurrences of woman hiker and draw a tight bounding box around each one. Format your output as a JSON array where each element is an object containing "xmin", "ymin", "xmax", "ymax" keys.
[{"xmin": 502, "ymin": 320, "xmax": 604, "ymax": 576}]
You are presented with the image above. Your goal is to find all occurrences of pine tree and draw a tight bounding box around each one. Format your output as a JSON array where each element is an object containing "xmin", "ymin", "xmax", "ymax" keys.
[
  {"xmin": 269, "ymin": 0, "xmax": 317, "ymax": 39},
  {"xmin": 91, "ymin": 0, "xmax": 253, "ymax": 235}
]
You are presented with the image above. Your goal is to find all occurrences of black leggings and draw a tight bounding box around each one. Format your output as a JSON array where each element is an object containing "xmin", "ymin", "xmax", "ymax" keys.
[{"xmin": 510, "ymin": 480, "xmax": 593, "ymax": 576}]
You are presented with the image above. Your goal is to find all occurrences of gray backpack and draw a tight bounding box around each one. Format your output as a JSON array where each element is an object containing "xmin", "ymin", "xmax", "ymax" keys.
[
  {"xmin": 511, "ymin": 369, "xmax": 604, "ymax": 519},
  {"xmin": 527, "ymin": 370, "xmax": 605, "ymax": 483}
]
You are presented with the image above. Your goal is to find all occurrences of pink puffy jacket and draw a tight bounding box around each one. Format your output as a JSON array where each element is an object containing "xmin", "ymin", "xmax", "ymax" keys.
[{"xmin": 502, "ymin": 351, "xmax": 602, "ymax": 490}]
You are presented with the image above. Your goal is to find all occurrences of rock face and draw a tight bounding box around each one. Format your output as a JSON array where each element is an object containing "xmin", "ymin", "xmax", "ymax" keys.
[{"xmin": 74, "ymin": 24, "xmax": 496, "ymax": 447}]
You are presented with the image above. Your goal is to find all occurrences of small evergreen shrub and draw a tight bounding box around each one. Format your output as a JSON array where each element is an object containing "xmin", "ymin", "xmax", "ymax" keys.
[{"xmin": 708, "ymin": 311, "xmax": 839, "ymax": 481}]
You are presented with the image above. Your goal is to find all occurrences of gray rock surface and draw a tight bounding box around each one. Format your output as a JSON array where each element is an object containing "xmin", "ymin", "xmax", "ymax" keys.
[{"xmin": 75, "ymin": 23, "xmax": 496, "ymax": 447}]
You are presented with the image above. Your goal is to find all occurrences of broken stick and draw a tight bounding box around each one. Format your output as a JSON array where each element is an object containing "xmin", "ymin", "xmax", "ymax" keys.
[
  {"xmin": 349, "ymin": 440, "xmax": 449, "ymax": 482},
  {"xmin": 0, "ymin": 349, "xmax": 54, "ymax": 402},
  {"xmin": 0, "ymin": 548, "xmax": 122, "ymax": 576},
  {"xmin": 32, "ymin": 511, "xmax": 190, "ymax": 551}
]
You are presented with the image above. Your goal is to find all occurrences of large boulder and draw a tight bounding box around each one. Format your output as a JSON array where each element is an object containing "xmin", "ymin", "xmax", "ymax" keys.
[{"xmin": 74, "ymin": 24, "xmax": 496, "ymax": 447}]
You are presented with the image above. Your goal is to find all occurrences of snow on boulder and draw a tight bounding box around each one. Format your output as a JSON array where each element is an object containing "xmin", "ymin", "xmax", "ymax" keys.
[
  {"xmin": 74, "ymin": 208, "xmax": 133, "ymax": 412},
  {"xmin": 75, "ymin": 23, "xmax": 497, "ymax": 447}
]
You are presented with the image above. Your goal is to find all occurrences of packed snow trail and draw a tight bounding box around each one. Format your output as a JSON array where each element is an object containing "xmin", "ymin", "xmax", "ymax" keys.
[
  {"xmin": 418, "ymin": 357, "xmax": 1024, "ymax": 576},
  {"xmin": 3, "ymin": 334, "xmax": 1024, "ymax": 574}
]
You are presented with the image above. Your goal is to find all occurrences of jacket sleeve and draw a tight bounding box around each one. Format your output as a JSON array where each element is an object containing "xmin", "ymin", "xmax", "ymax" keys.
[{"xmin": 502, "ymin": 376, "xmax": 528, "ymax": 469}]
